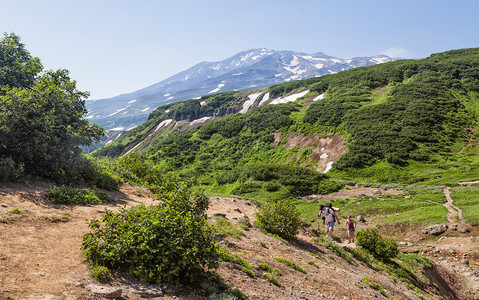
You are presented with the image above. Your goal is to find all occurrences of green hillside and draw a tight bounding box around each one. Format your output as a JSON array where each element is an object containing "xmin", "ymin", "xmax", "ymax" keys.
[{"xmin": 93, "ymin": 48, "xmax": 479, "ymax": 199}]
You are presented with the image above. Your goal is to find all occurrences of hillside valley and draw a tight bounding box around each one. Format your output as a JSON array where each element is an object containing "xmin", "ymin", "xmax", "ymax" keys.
[{"xmin": 2, "ymin": 33, "xmax": 479, "ymax": 300}]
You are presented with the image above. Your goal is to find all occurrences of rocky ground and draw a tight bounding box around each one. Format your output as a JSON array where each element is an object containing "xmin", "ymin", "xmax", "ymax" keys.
[{"xmin": 0, "ymin": 182, "xmax": 478, "ymax": 300}]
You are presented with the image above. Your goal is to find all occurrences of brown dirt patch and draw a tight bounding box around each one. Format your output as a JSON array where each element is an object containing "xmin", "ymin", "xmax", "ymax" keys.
[{"xmin": 274, "ymin": 132, "xmax": 346, "ymax": 173}]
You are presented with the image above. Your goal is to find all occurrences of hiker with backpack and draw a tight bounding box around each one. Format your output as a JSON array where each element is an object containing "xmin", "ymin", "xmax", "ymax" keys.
[
  {"xmin": 318, "ymin": 203, "xmax": 340, "ymax": 241},
  {"xmin": 346, "ymin": 214, "xmax": 356, "ymax": 243}
]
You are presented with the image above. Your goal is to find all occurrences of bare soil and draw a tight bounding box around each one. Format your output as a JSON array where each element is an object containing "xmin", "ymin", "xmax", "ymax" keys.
[{"xmin": 0, "ymin": 182, "xmax": 478, "ymax": 300}]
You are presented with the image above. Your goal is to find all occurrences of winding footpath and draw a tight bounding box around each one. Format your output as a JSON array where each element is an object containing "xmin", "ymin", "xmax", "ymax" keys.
[
  {"xmin": 442, "ymin": 180, "xmax": 479, "ymax": 225},
  {"xmin": 443, "ymin": 186, "xmax": 465, "ymax": 224}
]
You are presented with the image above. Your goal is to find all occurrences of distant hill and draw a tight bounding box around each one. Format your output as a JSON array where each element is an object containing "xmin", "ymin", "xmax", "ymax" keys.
[
  {"xmin": 85, "ymin": 49, "xmax": 394, "ymax": 130},
  {"xmin": 93, "ymin": 47, "xmax": 479, "ymax": 189}
]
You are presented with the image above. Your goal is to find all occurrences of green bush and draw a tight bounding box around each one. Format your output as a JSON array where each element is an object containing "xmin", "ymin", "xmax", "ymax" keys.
[
  {"xmin": 255, "ymin": 199, "xmax": 302, "ymax": 241},
  {"xmin": 81, "ymin": 179, "xmax": 218, "ymax": 283},
  {"xmin": 89, "ymin": 265, "xmax": 111, "ymax": 283},
  {"xmin": 231, "ymin": 181, "xmax": 262, "ymax": 195},
  {"xmin": 0, "ymin": 157, "xmax": 24, "ymax": 182},
  {"xmin": 273, "ymin": 257, "xmax": 307, "ymax": 274},
  {"xmin": 263, "ymin": 181, "xmax": 281, "ymax": 192},
  {"xmin": 356, "ymin": 229, "xmax": 399, "ymax": 261},
  {"xmin": 46, "ymin": 187, "xmax": 112, "ymax": 205}
]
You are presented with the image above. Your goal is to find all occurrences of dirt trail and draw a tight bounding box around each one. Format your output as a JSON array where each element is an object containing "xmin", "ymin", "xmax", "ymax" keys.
[
  {"xmin": 458, "ymin": 180, "xmax": 479, "ymax": 186},
  {"xmin": 443, "ymin": 187, "xmax": 466, "ymax": 224}
]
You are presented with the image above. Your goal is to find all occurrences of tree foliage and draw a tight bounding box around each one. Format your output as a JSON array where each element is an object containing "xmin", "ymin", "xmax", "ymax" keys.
[
  {"xmin": 0, "ymin": 33, "xmax": 104, "ymax": 182},
  {"xmin": 0, "ymin": 33, "xmax": 42, "ymax": 90}
]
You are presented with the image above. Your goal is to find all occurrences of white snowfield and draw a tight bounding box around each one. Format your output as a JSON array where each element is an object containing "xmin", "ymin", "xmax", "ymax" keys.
[
  {"xmin": 128, "ymin": 99, "xmax": 137, "ymax": 104},
  {"xmin": 191, "ymin": 116, "xmax": 212, "ymax": 126},
  {"xmin": 107, "ymin": 107, "xmax": 128, "ymax": 117},
  {"xmin": 313, "ymin": 93, "xmax": 326, "ymax": 101},
  {"xmin": 259, "ymin": 92, "xmax": 270, "ymax": 106},
  {"xmin": 240, "ymin": 93, "xmax": 262, "ymax": 114},
  {"xmin": 208, "ymin": 83, "xmax": 225, "ymax": 94},
  {"xmin": 323, "ymin": 161, "xmax": 334, "ymax": 173},
  {"xmin": 141, "ymin": 107, "xmax": 151, "ymax": 112},
  {"xmin": 270, "ymin": 90, "xmax": 309, "ymax": 105},
  {"xmin": 155, "ymin": 119, "xmax": 173, "ymax": 132}
]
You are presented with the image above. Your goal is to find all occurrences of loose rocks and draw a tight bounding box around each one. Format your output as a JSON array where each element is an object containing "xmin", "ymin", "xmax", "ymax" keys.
[{"xmin": 423, "ymin": 225, "xmax": 445, "ymax": 236}]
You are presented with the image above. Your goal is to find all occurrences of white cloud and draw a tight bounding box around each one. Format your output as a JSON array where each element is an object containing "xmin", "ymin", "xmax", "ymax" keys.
[{"xmin": 383, "ymin": 47, "xmax": 413, "ymax": 59}]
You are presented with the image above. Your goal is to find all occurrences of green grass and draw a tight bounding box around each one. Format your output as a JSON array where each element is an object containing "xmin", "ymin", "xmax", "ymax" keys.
[
  {"xmin": 273, "ymin": 257, "xmax": 307, "ymax": 274},
  {"xmin": 213, "ymin": 215, "xmax": 245, "ymax": 239},
  {"xmin": 449, "ymin": 185, "xmax": 479, "ymax": 225},
  {"xmin": 46, "ymin": 187, "xmax": 112, "ymax": 205},
  {"xmin": 332, "ymin": 192, "xmax": 448, "ymax": 225}
]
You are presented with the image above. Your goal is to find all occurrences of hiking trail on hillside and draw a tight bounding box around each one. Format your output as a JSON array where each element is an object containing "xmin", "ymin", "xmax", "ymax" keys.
[{"xmin": 0, "ymin": 182, "xmax": 478, "ymax": 299}]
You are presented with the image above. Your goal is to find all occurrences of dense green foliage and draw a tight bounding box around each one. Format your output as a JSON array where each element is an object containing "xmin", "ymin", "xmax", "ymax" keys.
[
  {"xmin": 96, "ymin": 48, "xmax": 479, "ymax": 188},
  {"xmin": 47, "ymin": 187, "xmax": 112, "ymax": 204},
  {"xmin": 0, "ymin": 33, "xmax": 42, "ymax": 89},
  {"xmin": 254, "ymin": 199, "xmax": 302, "ymax": 241},
  {"xmin": 304, "ymin": 50, "xmax": 479, "ymax": 170},
  {"xmin": 0, "ymin": 33, "xmax": 104, "ymax": 183},
  {"xmin": 219, "ymin": 164, "xmax": 341, "ymax": 197},
  {"xmin": 81, "ymin": 176, "xmax": 218, "ymax": 283},
  {"xmin": 356, "ymin": 229, "xmax": 399, "ymax": 261}
]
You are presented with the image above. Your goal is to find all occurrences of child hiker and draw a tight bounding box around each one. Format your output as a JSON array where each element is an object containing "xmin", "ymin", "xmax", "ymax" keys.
[{"xmin": 346, "ymin": 215, "xmax": 356, "ymax": 243}]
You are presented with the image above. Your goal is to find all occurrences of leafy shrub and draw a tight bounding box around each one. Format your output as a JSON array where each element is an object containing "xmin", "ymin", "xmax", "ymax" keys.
[
  {"xmin": 46, "ymin": 187, "xmax": 112, "ymax": 205},
  {"xmin": 255, "ymin": 199, "xmax": 302, "ymax": 241},
  {"xmin": 81, "ymin": 179, "xmax": 218, "ymax": 283},
  {"xmin": 231, "ymin": 181, "xmax": 262, "ymax": 195},
  {"xmin": 0, "ymin": 157, "xmax": 24, "ymax": 182},
  {"xmin": 213, "ymin": 215, "xmax": 245, "ymax": 239},
  {"xmin": 89, "ymin": 265, "xmax": 111, "ymax": 283},
  {"xmin": 316, "ymin": 180, "xmax": 343, "ymax": 195},
  {"xmin": 261, "ymin": 267, "xmax": 281, "ymax": 287},
  {"xmin": 312, "ymin": 236, "xmax": 355, "ymax": 264},
  {"xmin": 263, "ymin": 181, "xmax": 281, "ymax": 192},
  {"xmin": 273, "ymin": 257, "xmax": 307, "ymax": 274},
  {"xmin": 356, "ymin": 229, "xmax": 399, "ymax": 261}
]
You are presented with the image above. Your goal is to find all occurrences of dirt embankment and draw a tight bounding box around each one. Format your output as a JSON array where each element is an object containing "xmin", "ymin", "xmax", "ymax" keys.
[{"xmin": 0, "ymin": 182, "xmax": 478, "ymax": 300}]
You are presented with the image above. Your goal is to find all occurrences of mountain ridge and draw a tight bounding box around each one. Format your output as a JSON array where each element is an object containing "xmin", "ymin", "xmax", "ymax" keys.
[{"xmin": 85, "ymin": 48, "xmax": 395, "ymax": 130}]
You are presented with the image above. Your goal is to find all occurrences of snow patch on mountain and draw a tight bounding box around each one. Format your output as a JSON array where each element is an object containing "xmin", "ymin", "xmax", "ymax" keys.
[
  {"xmin": 259, "ymin": 92, "xmax": 270, "ymax": 106},
  {"xmin": 313, "ymin": 93, "xmax": 325, "ymax": 101},
  {"xmin": 323, "ymin": 161, "xmax": 334, "ymax": 173},
  {"xmin": 209, "ymin": 83, "xmax": 225, "ymax": 94},
  {"xmin": 107, "ymin": 107, "xmax": 128, "ymax": 117},
  {"xmin": 270, "ymin": 90, "xmax": 309, "ymax": 105},
  {"xmin": 240, "ymin": 93, "xmax": 262, "ymax": 114},
  {"xmin": 191, "ymin": 116, "xmax": 212, "ymax": 125},
  {"xmin": 155, "ymin": 119, "xmax": 173, "ymax": 132}
]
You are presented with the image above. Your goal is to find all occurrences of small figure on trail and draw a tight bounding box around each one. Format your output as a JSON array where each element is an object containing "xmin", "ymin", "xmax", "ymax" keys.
[
  {"xmin": 346, "ymin": 215, "xmax": 356, "ymax": 243},
  {"xmin": 318, "ymin": 203, "xmax": 340, "ymax": 241}
]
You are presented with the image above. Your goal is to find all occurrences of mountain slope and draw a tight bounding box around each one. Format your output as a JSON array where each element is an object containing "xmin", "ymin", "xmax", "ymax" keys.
[
  {"xmin": 93, "ymin": 48, "xmax": 479, "ymax": 192},
  {"xmin": 85, "ymin": 49, "xmax": 394, "ymax": 130}
]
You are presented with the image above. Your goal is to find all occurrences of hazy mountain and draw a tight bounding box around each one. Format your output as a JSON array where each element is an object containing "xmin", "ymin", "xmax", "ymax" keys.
[{"xmin": 85, "ymin": 49, "xmax": 394, "ymax": 130}]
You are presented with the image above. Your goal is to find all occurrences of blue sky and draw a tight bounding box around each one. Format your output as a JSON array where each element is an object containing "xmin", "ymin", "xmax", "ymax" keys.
[{"xmin": 1, "ymin": 0, "xmax": 478, "ymax": 99}]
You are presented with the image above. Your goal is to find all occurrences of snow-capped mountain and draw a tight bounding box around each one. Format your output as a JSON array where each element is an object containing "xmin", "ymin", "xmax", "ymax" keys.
[{"xmin": 85, "ymin": 49, "xmax": 395, "ymax": 130}]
